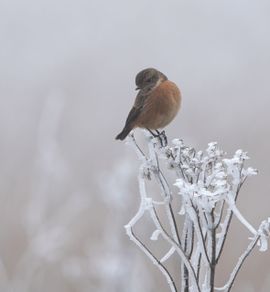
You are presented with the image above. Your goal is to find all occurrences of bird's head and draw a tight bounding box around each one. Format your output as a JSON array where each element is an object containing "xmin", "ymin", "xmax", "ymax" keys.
[{"xmin": 135, "ymin": 68, "xmax": 167, "ymax": 90}]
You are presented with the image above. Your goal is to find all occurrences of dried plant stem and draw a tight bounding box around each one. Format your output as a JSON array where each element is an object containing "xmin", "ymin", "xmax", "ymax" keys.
[
  {"xmin": 124, "ymin": 133, "xmax": 269, "ymax": 292},
  {"xmin": 215, "ymin": 234, "xmax": 260, "ymax": 292}
]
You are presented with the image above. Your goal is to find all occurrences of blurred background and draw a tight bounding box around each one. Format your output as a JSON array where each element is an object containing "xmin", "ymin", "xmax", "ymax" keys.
[{"xmin": 0, "ymin": 0, "xmax": 269, "ymax": 291}]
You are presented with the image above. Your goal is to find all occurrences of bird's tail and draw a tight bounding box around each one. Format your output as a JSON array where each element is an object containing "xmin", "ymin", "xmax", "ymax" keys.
[{"xmin": 115, "ymin": 125, "xmax": 133, "ymax": 140}]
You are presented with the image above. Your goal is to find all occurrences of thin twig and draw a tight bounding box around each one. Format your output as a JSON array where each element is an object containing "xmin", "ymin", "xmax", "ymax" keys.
[
  {"xmin": 126, "ymin": 227, "xmax": 178, "ymax": 292},
  {"xmin": 189, "ymin": 199, "xmax": 210, "ymax": 264},
  {"xmin": 149, "ymin": 141, "xmax": 182, "ymax": 245},
  {"xmin": 150, "ymin": 206, "xmax": 201, "ymax": 292},
  {"xmin": 215, "ymin": 234, "xmax": 260, "ymax": 292},
  {"xmin": 216, "ymin": 178, "xmax": 247, "ymax": 262}
]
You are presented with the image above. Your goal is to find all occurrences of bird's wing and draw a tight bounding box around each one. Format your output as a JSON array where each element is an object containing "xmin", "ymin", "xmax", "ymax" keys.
[
  {"xmin": 124, "ymin": 88, "xmax": 152, "ymax": 127},
  {"xmin": 134, "ymin": 86, "xmax": 152, "ymax": 108},
  {"xmin": 124, "ymin": 106, "xmax": 141, "ymax": 127}
]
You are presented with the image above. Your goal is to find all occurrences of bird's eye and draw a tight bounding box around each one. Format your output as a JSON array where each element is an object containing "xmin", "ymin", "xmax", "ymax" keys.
[{"xmin": 146, "ymin": 78, "xmax": 152, "ymax": 83}]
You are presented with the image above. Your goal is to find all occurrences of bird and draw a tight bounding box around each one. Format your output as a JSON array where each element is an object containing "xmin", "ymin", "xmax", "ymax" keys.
[{"xmin": 115, "ymin": 68, "xmax": 181, "ymax": 144}]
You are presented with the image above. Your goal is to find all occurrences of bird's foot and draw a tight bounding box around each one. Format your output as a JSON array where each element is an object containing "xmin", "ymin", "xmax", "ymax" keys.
[
  {"xmin": 159, "ymin": 130, "xmax": 167, "ymax": 147},
  {"xmin": 147, "ymin": 129, "xmax": 168, "ymax": 147},
  {"xmin": 155, "ymin": 130, "xmax": 167, "ymax": 147}
]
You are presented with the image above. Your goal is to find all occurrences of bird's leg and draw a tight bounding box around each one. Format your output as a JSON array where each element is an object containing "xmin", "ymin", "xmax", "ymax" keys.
[
  {"xmin": 154, "ymin": 129, "xmax": 166, "ymax": 147},
  {"xmin": 160, "ymin": 130, "xmax": 167, "ymax": 146},
  {"xmin": 147, "ymin": 128, "xmax": 162, "ymax": 146},
  {"xmin": 154, "ymin": 130, "xmax": 167, "ymax": 147},
  {"xmin": 147, "ymin": 128, "xmax": 159, "ymax": 137},
  {"xmin": 147, "ymin": 129, "xmax": 167, "ymax": 147}
]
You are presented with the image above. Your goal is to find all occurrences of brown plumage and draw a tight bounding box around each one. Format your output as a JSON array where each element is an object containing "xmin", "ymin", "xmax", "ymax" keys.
[{"xmin": 116, "ymin": 68, "xmax": 181, "ymax": 141}]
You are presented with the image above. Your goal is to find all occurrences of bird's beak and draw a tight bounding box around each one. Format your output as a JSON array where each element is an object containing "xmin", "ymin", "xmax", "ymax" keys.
[{"xmin": 135, "ymin": 87, "xmax": 140, "ymax": 91}]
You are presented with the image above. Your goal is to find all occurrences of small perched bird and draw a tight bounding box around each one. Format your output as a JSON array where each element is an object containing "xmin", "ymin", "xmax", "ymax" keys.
[{"xmin": 116, "ymin": 68, "xmax": 181, "ymax": 143}]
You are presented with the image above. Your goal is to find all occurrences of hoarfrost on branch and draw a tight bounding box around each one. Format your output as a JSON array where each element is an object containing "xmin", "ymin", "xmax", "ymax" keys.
[{"xmin": 124, "ymin": 131, "xmax": 269, "ymax": 292}]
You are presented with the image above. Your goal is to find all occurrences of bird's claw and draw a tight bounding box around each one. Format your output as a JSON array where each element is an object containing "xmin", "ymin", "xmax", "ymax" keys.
[
  {"xmin": 156, "ymin": 131, "xmax": 167, "ymax": 147},
  {"xmin": 160, "ymin": 131, "xmax": 167, "ymax": 147}
]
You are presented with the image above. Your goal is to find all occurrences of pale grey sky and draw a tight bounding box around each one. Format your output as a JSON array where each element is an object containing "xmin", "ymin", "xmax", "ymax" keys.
[{"xmin": 0, "ymin": 1, "xmax": 269, "ymax": 291}]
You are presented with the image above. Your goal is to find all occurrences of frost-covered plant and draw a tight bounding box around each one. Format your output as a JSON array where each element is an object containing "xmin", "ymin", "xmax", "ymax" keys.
[{"xmin": 125, "ymin": 131, "xmax": 270, "ymax": 292}]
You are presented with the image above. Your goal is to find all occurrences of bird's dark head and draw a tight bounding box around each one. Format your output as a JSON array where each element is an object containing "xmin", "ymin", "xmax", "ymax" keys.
[{"xmin": 135, "ymin": 68, "xmax": 167, "ymax": 90}]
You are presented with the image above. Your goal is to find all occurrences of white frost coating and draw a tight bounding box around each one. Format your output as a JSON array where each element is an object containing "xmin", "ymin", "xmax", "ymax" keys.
[
  {"xmin": 243, "ymin": 167, "xmax": 258, "ymax": 176},
  {"xmin": 226, "ymin": 193, "xmax": 257, "ymax": 235},
  {"xmin": 150, "ymin": 229, "xmax": 162, "ymax": 241},
  {"xmin": 258, "ymin": 218, "xmax": 270, "ymax": 252},
  {"xmin": 125, "ymin": 133, "xmax": 269, "ymax": 292},
  {"xmin": 160, "ymin": 247, "xmax": 176, "ymax": 263}
]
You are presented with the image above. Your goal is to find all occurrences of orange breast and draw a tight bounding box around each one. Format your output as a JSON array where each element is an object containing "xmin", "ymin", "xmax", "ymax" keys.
[{"xmin": 136, "ymin": 80, "xmax": 181, "ymax": 129}]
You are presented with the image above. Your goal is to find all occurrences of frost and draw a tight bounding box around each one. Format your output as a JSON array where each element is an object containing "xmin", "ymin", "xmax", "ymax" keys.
[
  {"xmin": 246, "ymin": 167, "xmax": 258, "ymax": 176},
  {"xmin": 178, "ymin": 204, "xmax": 185, "ymax": 215},
  {"xmin": 258, "ymin": 218, "xmax": 270, "ymax": 252},
  {"xmin": 150, "ymin": 229, "xmax": 162, "ymax": 241},
  {"xmin": 160, "ymin": 247, "xmax": 176, "ymax": 263},
  {"xmin": 125, "ymin": 133, "xmax": 269, "ymax": 292},
  {"xmin": 172, "ymin": 138, "xmax": 183, "ymax": 146}
]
